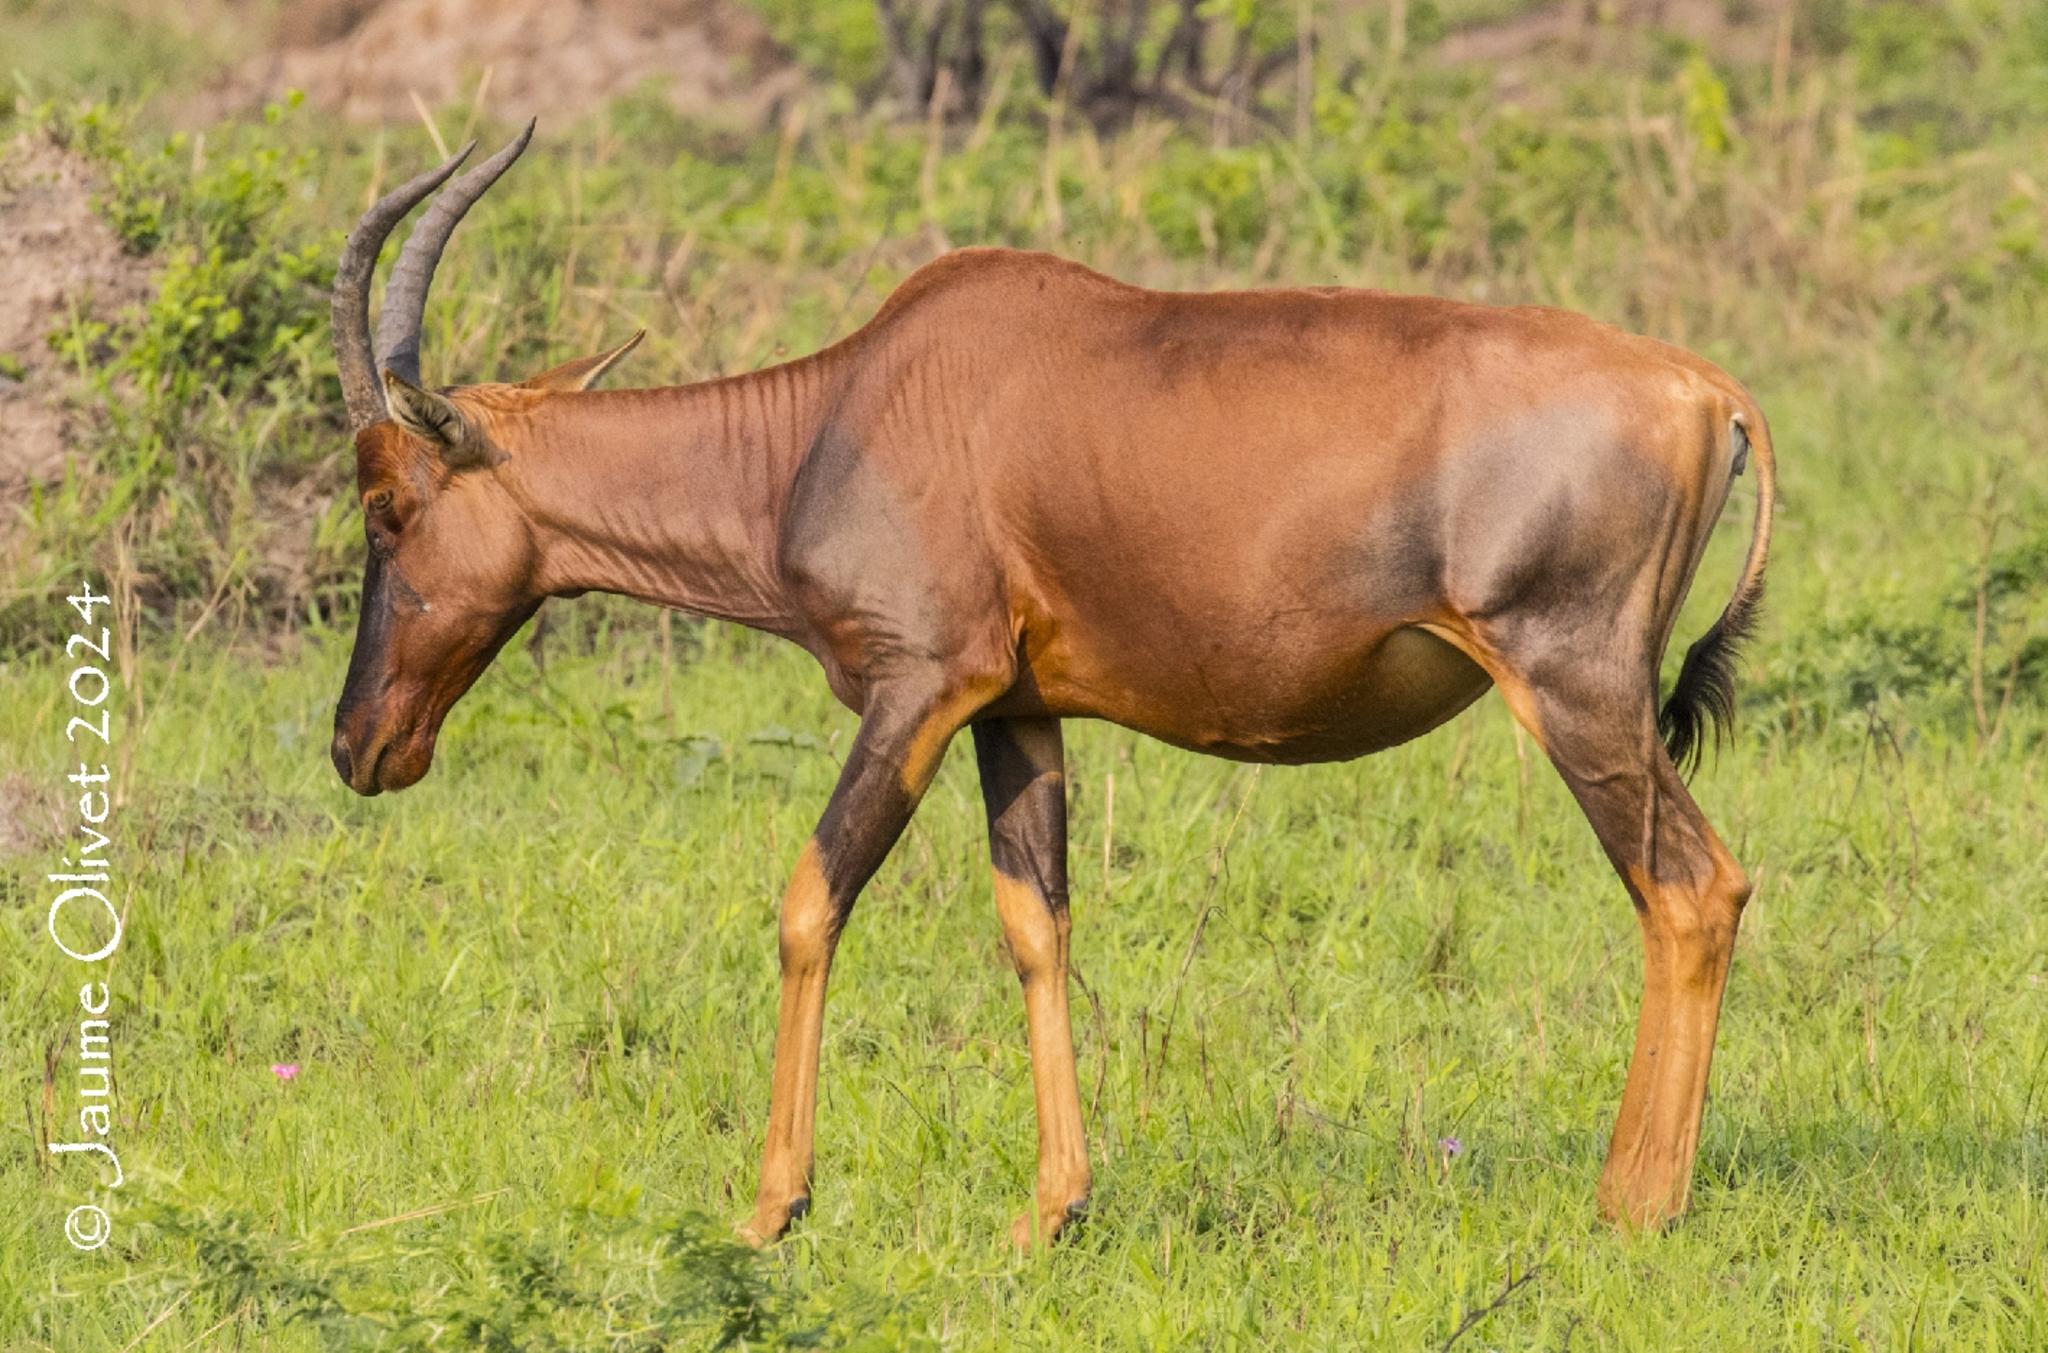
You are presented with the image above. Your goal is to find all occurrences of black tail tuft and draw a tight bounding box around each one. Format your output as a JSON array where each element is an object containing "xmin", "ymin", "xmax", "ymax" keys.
[{"xmin": 1658, "ymin": 578, "xmax": 1763, "ymax": 779}]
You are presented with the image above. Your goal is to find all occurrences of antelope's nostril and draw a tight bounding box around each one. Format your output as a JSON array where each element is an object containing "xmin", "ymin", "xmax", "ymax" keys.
[{"xmin": 333, "ymin": 725, "xmax": 391, "ymax": 796}]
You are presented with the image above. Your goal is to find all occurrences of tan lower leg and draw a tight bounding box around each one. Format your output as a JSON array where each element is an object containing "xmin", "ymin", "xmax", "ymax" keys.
[
  {"xmin": 742, "ymin": 842, "xmax": 836, "ymax": 1246},
  {"xmin": 995, "ymin": 872, "xmax": 1091, "ymax": 1247},
  {"xmin": 1599, "ymin": 865, "xmax": 1746, "ymax": 1228}
]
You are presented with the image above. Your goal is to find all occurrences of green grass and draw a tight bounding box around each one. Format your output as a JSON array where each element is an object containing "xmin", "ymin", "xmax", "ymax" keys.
[
  {"xmin": 4, "ymin": 0, "xmax": 2048, "ymax": 1345},
  {"xmin": 3, "ymin": 610, "xmax": 2046, "ymax": 1347}
]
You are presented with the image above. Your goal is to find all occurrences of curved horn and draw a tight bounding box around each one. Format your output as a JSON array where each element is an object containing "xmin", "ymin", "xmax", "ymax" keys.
[
  {"xmin": 331, "ymin": 141, "xmax": 477, "ymax": 431},
  {"xmin": 375, "ymin": 119, "xmax": 537, "ymax": 388}
]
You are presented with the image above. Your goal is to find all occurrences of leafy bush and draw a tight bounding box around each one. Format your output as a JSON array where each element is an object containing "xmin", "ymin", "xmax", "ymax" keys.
[
  {"xmin": 1749, "ymin": 524, "xmax": 2048, "ymax": 741},
  {"xmin": 54, "ymin": 94, "xmax": 334, "ymax": 414},
  {"xmin": 4, "ymin": 95, "xmax": 341, "ymax": 652},
  {"xmin": 110, "ymin": 1184, "xmax": 936, "ymax": 1349}
]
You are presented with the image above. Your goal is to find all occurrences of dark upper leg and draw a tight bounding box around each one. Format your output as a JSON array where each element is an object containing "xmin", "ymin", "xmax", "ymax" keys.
[
  {"xmin": 807, "ymin": 680, "xmax": 1002, "ymax": 927},
  {"xmin": 972, "ymin": 718, "xmax": 1067, "ymax": 912},
  {"xmin": 1534, "ymin": 689, "xmax": 1720, "ymax": 897},
  {"xmin": 1484, "ymin": 654, "xmax": 1742, "ymax": 940}
]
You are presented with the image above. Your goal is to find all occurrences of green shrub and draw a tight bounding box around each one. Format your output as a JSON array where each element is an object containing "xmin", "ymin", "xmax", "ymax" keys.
[
  {"xmin": 114, "ymin": 1186, "xmax": 936, "ymax": 1350},
  {"xmin": 1750, "ymin": 524, "xmax": 2048, "ymax": 739},
  {"xmin": 3, "ymin": 95, "xmax": 340, "ymax": 652}
]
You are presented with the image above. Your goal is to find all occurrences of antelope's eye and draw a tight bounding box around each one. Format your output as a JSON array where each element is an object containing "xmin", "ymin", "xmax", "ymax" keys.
[{"xmin": 366, "ymin": 489, "xmax": 394, "ymax": 514}]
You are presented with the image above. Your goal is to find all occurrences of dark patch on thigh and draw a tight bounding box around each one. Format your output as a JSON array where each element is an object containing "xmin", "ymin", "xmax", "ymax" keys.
[
  {"xmin": 813, "ymin": 750, "xmax": 917, "ymax": 913},
  {"xmin": 973, "ymin": 721, "xmax": 1067, "ymax": 910},
  {"xmin": 1440, "ymin": 409, "xmax": 1678, "ymax": 625}
]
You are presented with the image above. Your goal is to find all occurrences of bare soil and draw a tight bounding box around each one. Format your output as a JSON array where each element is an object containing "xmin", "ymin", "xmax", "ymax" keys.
[
  {"xmin": 0, "ymin": 771, "xmax": 65, "ymax": 856},
  {"xmin": 232, "ymin": 0, "xmax": 801, "ymax": 128},
  {"xmin": 0, "ymin": 136, "xmax": 155, "ymax": 500},
  {"xmin": 1439, "ymin": 0, "xmax": 1792, "ymax": 75}
]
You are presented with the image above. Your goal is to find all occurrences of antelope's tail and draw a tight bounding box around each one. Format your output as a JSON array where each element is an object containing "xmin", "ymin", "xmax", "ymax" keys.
[{"xmin": 1659, "ymin": 405, "xmax": 1776, "ymax": 777}]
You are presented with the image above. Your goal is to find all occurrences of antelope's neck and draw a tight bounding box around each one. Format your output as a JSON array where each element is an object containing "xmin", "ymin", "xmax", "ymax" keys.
[{"xmin": 504, "ymin": 355, "xmax": 843, "ymax": 637}]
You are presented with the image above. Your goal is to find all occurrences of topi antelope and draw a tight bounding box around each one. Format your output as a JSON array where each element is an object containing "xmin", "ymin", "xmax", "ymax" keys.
[{"xmin": 329, "ymin": 124, "xmax": 1775, "ymax": 1245}]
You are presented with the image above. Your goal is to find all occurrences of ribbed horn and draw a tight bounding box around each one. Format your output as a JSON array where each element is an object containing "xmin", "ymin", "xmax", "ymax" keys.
[
  {"xmin": 374, "ymin": 119, "xmax": 537, "ymax": 389},
  {"xmin": 331, "ymin": 140, "xmax": 477, "ymax": 432}
]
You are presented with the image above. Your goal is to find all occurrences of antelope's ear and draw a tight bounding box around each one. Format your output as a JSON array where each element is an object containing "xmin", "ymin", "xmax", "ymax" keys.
[
  {"xmin": 521, "ymin": 329, "xmax": 645, "ymax": 392},
  {"xmin": 383, "ymin": 370, "xmax": 493, "ymax": 469}
]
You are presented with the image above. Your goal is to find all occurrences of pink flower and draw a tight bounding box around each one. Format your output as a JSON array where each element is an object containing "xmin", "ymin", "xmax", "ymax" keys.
[
  {"xmin": 271, "ymin": 1063, "xmax": 301, "ymax": 1082},
  {"xmin": 1439, "ymin": 1136, "xmax": 1463, "ymax": 1159}
]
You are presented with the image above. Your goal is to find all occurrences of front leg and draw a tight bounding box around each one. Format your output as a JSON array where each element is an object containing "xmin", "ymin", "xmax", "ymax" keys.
[
  {"xmin": 740, "ymin": 679, "xmax": 985, "ymax": 1246},
  {"xmin": 972, "ymin": 717, "xmax": 1091, "ymax": 1248}
]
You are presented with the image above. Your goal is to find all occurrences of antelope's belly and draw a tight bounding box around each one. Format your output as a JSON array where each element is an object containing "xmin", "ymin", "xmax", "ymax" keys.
[{"xmin": 1024, "ymin": 624, "xmax": 1493, "ymax": 764}]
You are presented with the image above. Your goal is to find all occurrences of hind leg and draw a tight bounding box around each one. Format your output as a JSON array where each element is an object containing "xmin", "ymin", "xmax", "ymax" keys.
[
  {"xmin": 972, "ymin": 717, "xmax": 1091, "ymax": 1247},
  {"xmin": 1491, "ymin": 662, "xmax": 1751, "ymax": 1228}
]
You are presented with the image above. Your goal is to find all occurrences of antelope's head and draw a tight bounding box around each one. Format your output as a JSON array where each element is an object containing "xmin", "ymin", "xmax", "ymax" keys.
[{"xmin": 327, "ymin": 124, "xmax": 639, "ymax": 795}]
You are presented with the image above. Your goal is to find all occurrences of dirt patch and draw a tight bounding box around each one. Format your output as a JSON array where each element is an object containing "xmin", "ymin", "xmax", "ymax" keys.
[
  {"xmin": 0, "ymin": 136, "xmax": 155, "ymax": 501},
  {"xmin": 232, "ymin": 0, "xmax": 802, "ymax": 128},
  {"xmin": 0, "ymin": 771, "xmax": 67, "ymax": 857},
  {"xmin": 1439, "ymin": 0, "xmax": 1792, "ymax": 75}
]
